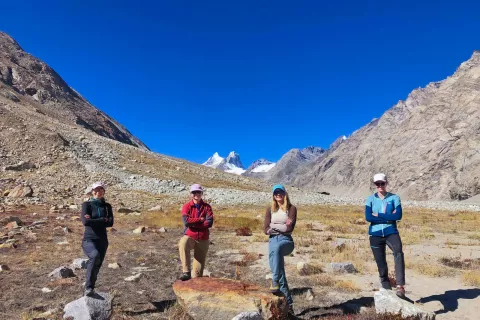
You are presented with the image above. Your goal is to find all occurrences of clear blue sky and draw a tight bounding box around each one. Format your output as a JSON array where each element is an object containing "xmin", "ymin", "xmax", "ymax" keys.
[{"xmin": 2, "ymin": 1, "xmax": 479, "ymax": 167}]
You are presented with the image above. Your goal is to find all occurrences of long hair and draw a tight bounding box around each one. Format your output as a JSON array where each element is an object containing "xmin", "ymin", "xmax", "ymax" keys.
[{"xmin": 271, "ymin": 192, "xmax": 292, "ymax": 213}]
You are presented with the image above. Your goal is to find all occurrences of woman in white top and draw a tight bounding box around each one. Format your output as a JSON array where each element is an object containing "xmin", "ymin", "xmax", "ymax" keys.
[{"xmin": 264, "ymin": 184, "xmax": 297, "ymax": 315}]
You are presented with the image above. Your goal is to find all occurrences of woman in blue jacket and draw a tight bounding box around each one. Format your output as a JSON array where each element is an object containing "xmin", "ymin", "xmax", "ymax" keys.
[{"xmin": 365, "ymin": 173, "xmax": 405, "ymax": 298}]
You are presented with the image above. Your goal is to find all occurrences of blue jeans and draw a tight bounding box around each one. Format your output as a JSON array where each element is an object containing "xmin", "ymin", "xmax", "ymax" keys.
[{"xmin": 268, "ymin": 234, "xmax": 294, "ymax": 305}]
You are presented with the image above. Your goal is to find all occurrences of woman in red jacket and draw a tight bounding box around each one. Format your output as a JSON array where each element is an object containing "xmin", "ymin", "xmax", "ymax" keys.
[{"xmin": 178, "ymin": 184, "xmax": 214, "ymax": 281}]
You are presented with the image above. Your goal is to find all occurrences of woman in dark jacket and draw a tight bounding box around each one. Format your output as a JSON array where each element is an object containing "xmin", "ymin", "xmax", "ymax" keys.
[{"xmin": 81, "ymin": 182, "xmax": 114, "ymax": 296}]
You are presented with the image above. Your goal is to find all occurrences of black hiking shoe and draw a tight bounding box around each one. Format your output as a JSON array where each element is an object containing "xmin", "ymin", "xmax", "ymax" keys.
[
  {"xmin": 84, "ymin": 288, "xmax": 95, "ymax": 297},
  {"xmin": 179, "ymin": 272, "xmax": 191, "ymax": 281}
]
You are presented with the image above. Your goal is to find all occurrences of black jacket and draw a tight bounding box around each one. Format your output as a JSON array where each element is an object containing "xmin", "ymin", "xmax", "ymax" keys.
[{"xmin": 81, "ymin": 199, "xmax": 114, "ymax": 240}]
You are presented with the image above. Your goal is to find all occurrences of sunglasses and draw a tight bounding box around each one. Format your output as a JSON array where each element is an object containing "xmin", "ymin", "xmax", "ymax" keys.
[
  {"xmin": 191, "ymin": 191, "xmax": 202, "ymax": 195},
  {"xmin": 375, "ymin": 182, "xmax": 386, "ymax": 187},
  {"xmin": 274, "ymin": 192, "xmax": 285, "ymax": 196}
]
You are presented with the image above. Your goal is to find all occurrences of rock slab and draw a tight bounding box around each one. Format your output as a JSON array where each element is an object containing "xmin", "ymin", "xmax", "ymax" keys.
[
  {"xmin": 63, "ymin": 291, "xmax": 113, "ymax": 320},
  {"xmin": 173, "ymin": 277, "xmax": 287, "ymax": 320},
  {"xmin": 374, "ymin": 289, "xmax": 435, "ymax": 320}
]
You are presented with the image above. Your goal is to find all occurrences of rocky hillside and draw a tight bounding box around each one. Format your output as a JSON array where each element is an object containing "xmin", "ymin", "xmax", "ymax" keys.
[
  {"xmin": 0, "ymin": 32, "xmax": 147, "ymax": 150},
  {"xmin": 254, "ymin": 146, "xmax": 326, "ymax": 183},
  {"xmin": 291, "ymin": 51, "xmax": 480, "ymax": 201},
  {"xmin": 0, "ymin": 32, "xmax": 268, "ymax": 210}
]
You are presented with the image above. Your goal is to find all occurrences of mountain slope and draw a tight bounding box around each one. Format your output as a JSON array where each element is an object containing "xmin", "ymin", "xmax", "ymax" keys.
[
  {"xmin": 0, "ymin": 32, "xmax": 147, "ymax": 150},
  {"xmin": 292, "ymin": 52, "xmax": 480, "ymax": 200},
  {"xmin": 0, "ymin": 32, "xmax": 268, "ymax": 209}
]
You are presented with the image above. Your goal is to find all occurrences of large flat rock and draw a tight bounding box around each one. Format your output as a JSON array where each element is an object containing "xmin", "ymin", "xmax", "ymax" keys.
[
  {"xmin": 374, "ymin": 289, "xmax": 435, "ymax": 320},
  {"xmin": 173, "ymin": 277, "xmax": 288, "ymax": 320}
]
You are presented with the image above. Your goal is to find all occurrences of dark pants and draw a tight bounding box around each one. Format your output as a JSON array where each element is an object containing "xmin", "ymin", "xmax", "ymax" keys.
[
  {"xmin": 82, "ymin": 239, "xmax": 108, "ymax": 290},
  {"xmin": 369, "ymin": 233, "xmax": 405, "ymax": 288}
]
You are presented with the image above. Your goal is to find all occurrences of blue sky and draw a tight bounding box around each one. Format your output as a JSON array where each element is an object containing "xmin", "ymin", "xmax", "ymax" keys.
[{"xmin": 2, "ymin": 1, "xmax": 479, "ymax": 167}]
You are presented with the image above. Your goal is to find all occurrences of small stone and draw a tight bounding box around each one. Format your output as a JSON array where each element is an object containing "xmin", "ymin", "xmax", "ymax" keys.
[
  {"xmin": 0, "ymin": 243, "xmax": 17, "ymax": 249},
  {"xmin": 329, "ymin": 262, "xmax": 357, "ymax": 274},
  {"xmin": 0, "ymin": 216, "xmax": 23, "ymax": 226},
  {"xmin": 305, "ymin": 289, "xmax": 314, "ymax": 301},
  {"xmin": 0, "ymin": 264, "xmax": 10, "ymax": 271},
  {"xmin": 41, "ymin": 287, "xmax": 52, "ymax": 293},
  {"xmin": 296, "ymin": 262, "xmax": 307, "ymax": 275},
  {"xmin": 159, "ymin": 227, "xmax": 167, "ymax": 233},
  {"xmin": 56, "ymin": 216, "xmax": 65, "ymax": 220},
  {"xmin": 32, "ymin": 212, "xmax": 39, "ymax": 216},
  {"xmin": 56, "ymin": 240, "xmax": 69, "ymax": 245},
  {"xmin": 108, "ymin": 262, "xmax": 121, "ymax": 269},
  {"xmin": 5, "ymin": 221, "xmax": 19, "ymax": 230},
  {"xmin": 48, "ymin": 266, "xmax": 74, "ymax": 279},
  {"xmin": 133, "ymin": 226, "xmax": 145, "ymax": 234},
  {"xmin": 118, "ymin": 207, "xmax": 134, "ymax": 213},
  {"xmin": 125, "ymin": 273, "xmax": 142, "ymax": 282},
  {"xmin": 265, "ymin": 274, "xmax": 272, "ymax": 280},
  {"xmin": 148, "ymin": 205, "xmax": 163, "ymax": 212},
  {"xmin": 69, "ymin": 204, "xmax": 79, "ymax": 210},
  {"xmin": 71, "ymin": 258, "xmax": 88, "ymax": 270}
]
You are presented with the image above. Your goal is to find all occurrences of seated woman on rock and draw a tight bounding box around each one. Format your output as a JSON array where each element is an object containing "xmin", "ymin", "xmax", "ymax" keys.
[{"xmin": 264, "ymin": 184, "xmax": 297, "ymax": 315}]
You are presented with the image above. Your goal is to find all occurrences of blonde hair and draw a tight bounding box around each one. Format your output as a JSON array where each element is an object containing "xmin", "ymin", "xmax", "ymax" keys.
[{"xmin": 271, "ymin": 192, "xmax": 292, "ymax": 213}]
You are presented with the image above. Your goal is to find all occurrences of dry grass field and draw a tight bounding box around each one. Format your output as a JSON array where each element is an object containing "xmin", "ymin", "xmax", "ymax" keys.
[{"xmin": 1, "ymin": 203, "xmax": 479, "ymax": 319}]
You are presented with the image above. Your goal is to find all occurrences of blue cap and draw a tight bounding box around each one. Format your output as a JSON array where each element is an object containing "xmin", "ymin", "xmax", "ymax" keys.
[{"xmin": 272, "ymin": 184, "xmax": 286, "ymax": 193}]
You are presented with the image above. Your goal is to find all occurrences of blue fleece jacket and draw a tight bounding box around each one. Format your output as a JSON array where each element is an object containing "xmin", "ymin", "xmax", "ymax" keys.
[{"xmin": 365, "ymin": 192, "xmax": 402, "ymax": 237}]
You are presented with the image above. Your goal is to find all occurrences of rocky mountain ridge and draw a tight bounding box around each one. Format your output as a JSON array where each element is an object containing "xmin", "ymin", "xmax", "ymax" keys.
[{"xmin": 290, "ymin": 51, "xmax": 480, "ymax": 200}]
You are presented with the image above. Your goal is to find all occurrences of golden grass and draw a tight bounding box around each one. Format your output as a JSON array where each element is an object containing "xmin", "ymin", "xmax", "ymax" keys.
[
  {"xmin": 462, "ymin": 271, "xmax": 480, "ymax": 287},
  {"xmin": 334, "ymin": 279, "xmax": 360, "ymax": 292},
  {"xmin": 407, "ymin": 262, "xmax": 457, "ymax": 277}
]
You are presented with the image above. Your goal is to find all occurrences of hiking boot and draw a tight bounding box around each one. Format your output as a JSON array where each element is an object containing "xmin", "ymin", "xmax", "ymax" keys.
[
  {"xmin": 288, "ymin": 304, "xmax": 295, "ymax": 315},
  {"xmin": 381, "ymin": 281, "xmax": 392, "ymax": 290},
  {"xmin": 84, "ymin": 288, "xmax": 95, "ymax": 297},
  {"xmin": 269, "ymin": 283, "xmax": 280, "ymax": 293},
  {"xmin": 179, "ymin": 272, "xmax": 191, "ymax": 281},
  {"xmin": 396, "ymin": 285, "xmax": 406, "ymax": 299}
]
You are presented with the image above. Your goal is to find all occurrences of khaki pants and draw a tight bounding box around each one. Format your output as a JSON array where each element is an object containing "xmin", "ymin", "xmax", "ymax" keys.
[{"xmin": 178, "ymin": 235, "xmax": 210, "ymax": 277}]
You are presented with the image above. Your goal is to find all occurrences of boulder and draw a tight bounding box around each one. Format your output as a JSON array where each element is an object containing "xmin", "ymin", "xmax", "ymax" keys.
[
  {"xmin": 63, "ymin": 291, "xmax": 113, "ymax": 320},
  {"xmin": 48, "ymin": 266, "xmax": 74, "ymax": 279},
  {"xmin": 328, "ymin": 262, "xmax": 357, "ymax": 274},
  {"xmin": 173, "ymin": 277, "xmax": 288, "ymax": 320},
  {"xmin": 71, "ymin": 258, "xmax": 89, "ymax": 270},
  {"xmin": 7, "ymin": 185, "xmax": 33, "ymax": 198},
  {"xmin": 374, "ymin": 289, "xmax": 435, "ymax": 319},
  {"xmin": 117, "ymin": 207, "xmax": 134, "ymax": 213}
]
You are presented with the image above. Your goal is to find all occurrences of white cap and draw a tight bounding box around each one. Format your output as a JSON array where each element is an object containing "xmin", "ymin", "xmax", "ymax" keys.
[
  {"xmin": 190, "ymin": 184, "xmax": 203, "ymax": 193},
  {"xmin": 373, "ymin": 173, "xmax": 387, "ymax": 182},
  {"xmin": 91, "ymin": 182, "xmax": 106, "ymax": 191}
]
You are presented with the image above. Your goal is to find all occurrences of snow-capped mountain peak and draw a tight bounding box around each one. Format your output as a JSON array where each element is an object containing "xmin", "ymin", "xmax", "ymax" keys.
[
  {"xmin": 202, "ymin": 151, "xmax": 246, "ymax": 175},
  {"xmin": 203, "ymin": 152, "xmax": 224, "ymax": 167},
  {"xmin": 246, "ymin": 158, "xmax": 276, "ymax": 173}
]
